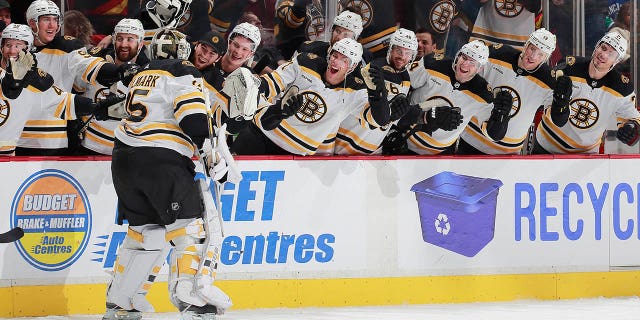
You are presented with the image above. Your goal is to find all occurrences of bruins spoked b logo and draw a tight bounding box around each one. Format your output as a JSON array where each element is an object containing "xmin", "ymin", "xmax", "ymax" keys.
[
  {"xmin": 295, "ymin": 91, "xmax": 327, "ymax": 123},
  {"xmin": 569, "ymin": 98, "xmax": 599, "ymax": 129},
  {"xmin": 495, "ymin": 0, "xmax": 523, "ymax": 17},
  {"xmin": 0, "ymin": 99, "xmax": 9, "ymax": 127},
  {"xmin": 340, "ymin": 0, "xmax": 373, "ymax": 27},
  {"xmin": 430, "ymin": 0, "xmax": 456, "ymax": 33}
]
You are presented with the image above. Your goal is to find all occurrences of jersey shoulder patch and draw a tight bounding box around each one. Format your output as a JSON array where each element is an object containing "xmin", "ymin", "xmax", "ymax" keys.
[
  {"xmin": 467, "ymin": 76, "xmax": 493, "ymax": 103},
  {"xmin": 44, "ymin": 35, "xmax": 86, "ymax": 53},
  {"xmin": 488, "ymin": 44, "xmax": 519, "ymax": 64},
  {"xmin": 297, "ymin": 52, "xmax": 328, "ymax": 74},
  {"xmin": 298, "ymin": 40, "xmax": 330, "ymax": 57}
]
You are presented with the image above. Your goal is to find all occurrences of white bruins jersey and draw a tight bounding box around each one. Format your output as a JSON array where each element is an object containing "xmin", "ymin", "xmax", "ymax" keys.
[
  {"xmin": 0, "ymin": 69, "xmax": 76, "ymax": 154},
  {"xmin": 18, "ymin": 36, "xmax": 106, "ymax": 149},
  {"xmin": 115, "ymin": 59, "xmax": 207, "ymax": 158},
  {"xmin": 535, "ymin": 56, "xmax": 639, "ymax": 154},
  {"xmin": 460, "ymin": 44, "xmax": 555, "ymax": 154},
  {"xmin": 470, "ymin": 0, "xmax": 536, "ymax": 50},
  {"xmin": 335, "ymin": 58, "xmax": 411, "ymax": 155},
  {"xmin": 256, "ymin": 52, "xmax": 381, "ymax": 155},
  {"xmin": 407, "ymin": 54, "xmax": 493, "ymax": 154}
]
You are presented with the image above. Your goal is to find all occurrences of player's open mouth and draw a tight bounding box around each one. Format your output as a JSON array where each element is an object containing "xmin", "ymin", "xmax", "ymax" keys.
[{"xmin": 329, "ymin": 66, "xmax": 339, "ymax": 74}]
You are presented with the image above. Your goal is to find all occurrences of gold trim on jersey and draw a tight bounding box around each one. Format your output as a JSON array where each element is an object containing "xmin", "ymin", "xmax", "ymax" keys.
[
  {"xmin": 120, "ymin": 122, "xmax": 195, "ymax": 153},
  {"xmin": 299, "ymin": 66, "xmax": 321, "ymax": 81},
  {"xmin": 20, "ymin": 132, "xmax": 67, "ymax": 139},
  {"xmin": 460, "ymin": 90, "xmax": 488, "ymax": 104},
  {"xmin": 538, "ymin": 109, "xmax": 601, "ymax": 152},
  {"xmin": 174, "ymin": 91, "xmax": 207, "ymax": 119},
  {"xmin": 526, "ymin": 75, "xmax": 551, "ymax": 90},
  {"xmin": 427, "ymin": 69, "xmax": 449, "ymax": 83},
  {"xmin": 274, "ymin": 121, "xmax": 322, "ymax": 154},
  {"xmin": 336, "ymin": 127, "xmax": 378, "ymax": 153},
  {"xmin": 85, "ymin": 132, "xmax": 114, "ymax": 148},
  {"xmin": 471, "ymin": 26, "xmax": 529, "ymax": 42},
  {"xmin": 570, "ymin": 76, "xmax": 623, "ymax": 98},
  {"xmin": 39, "ymin": 48, "xmax": 69, "ymax": 56},
  {"xmin": 81, "ymin": 58, "xmax": 104, "ymax": 86},
  {"xmin": 463, "ymin": 126, "xmax": 522, "ymax": 154},
  {"xmin": 24, "ymin": 119, "xmax": 66, "ymax": 127},
  {"xmin": 359, "ymin": 26, "xmax": 397, "ymax": 44}
]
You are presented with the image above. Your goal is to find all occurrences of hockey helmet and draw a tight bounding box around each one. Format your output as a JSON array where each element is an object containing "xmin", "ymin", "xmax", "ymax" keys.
[
  {"xmin": 454, "ymin": 40, "xmax": 489, "ymax": 67},
  {"xmin": 596, "ymin": 31, "xmax": 627, "ymax": 63},
  {"xmin": 149, "ymin": 28, "xmax": 191, "ymax": 60},
  {"xmin": 328, "ymin": 37, "xmax": 362, "ymax": 70},
  {"xmin": 332, "ymin": 10, "xmax": 363, "ymax": 39},
  {"xmin": 386, "ymin": 28, "xmax": 418, "ymax": 69},
  {"xmin": 525, "ymin": 28, "xmax": 556, "ymax": 56},
  {"xmin": 146, "ymin": 0, "xmax": 192, "ymax": 29},
  {"xmin": 228, "ymin": 22, "xmax": 261, "ymax": 52},
  {"xmin": 1, "ymin": 24, "xmax": 34, "ymax": 50},
  {"xmin": 26, "ymin": 0, "xmax": 60, "ymax": 23},
  {"xmin": 113, "ymin": 19, "xmax": 145, "ymax": 41}
]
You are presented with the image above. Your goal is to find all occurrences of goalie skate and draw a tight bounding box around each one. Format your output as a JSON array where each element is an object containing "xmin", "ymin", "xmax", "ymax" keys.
[{"xmin": 102, "ymin": 303, "xmax": 142, "ymax": 320}]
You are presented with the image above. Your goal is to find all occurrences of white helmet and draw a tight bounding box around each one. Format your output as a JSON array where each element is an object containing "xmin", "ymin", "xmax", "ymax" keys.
[
  {"xmin": 146, "ymin": 0, "xmax": 192, "ymax": 29},
  {"xmin": 149, "ymin": 28, "xmax": 191, "ymax": 60},
  {"xmin": 525, "ymin": 28, "xmax": 556, "ymax": 56},
  {"xmin": 26, "ymin": 0, "xmax": 61, "ymax": 23},
  {"xmin": 386, "ymin": 28, "xmax": 418, "ymax": 69},
  {"xmin": 596, "ymin": 31, "xmax": 627, "ymax": 63},
  {"xmin": 332, "ymin": 10, "xmax": 363, "ymax": 39},
  {"xmin": 229, "ymin": 22, "xmax": 261, "ymax": 52},
  {"xmin": 113, "ymin": 19, "xmax": 145, "ymax": 40},
  {"xmin": 455, "ymin": 40, "xmax": 489, "ymax": 66},
  {"xmin": 1, "ymin": 24, "xmax": 34, "ymax": 50},
  {"xmin": 328, "ymin": 37, "xmax": 362, "ymax": 71}
]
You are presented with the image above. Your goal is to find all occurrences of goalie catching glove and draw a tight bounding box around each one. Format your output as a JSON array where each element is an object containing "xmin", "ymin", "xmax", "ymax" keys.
[
  {"xmin": 221, "ymin": 67, "xmax": 261, "ymax": 120},
  {"xmin": 199, "ymin": 123, "xmax": 242, "ymax": 184}
]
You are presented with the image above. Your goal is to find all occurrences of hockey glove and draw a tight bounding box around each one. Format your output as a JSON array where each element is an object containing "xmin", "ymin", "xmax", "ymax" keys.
[
  {"xmin": 617, "ymin": 121, "xmax": 640, "ymax": 146},
  {"xmin": 94, "ymin": 94, "xmax": 127, "ymax": 121},
  {"xmin": 491, "ymin": 90, "xmax": 513, "ymax": 119},
  {"xmin": 550, "ymin": 75, "xmax": 572, "ymax": 126},
  {"xmin": 389, "ymin": 94, "xmax": 412, "ymax": 122},
  {"xmin": 200, "ymin": 124, "xmax": 242, "ymax": 183},
  {"xmin": 381, "ymin": 125, "xmax": 410, "ymax": 155},
  {"xmin": 118, "ymin": 61, "xmax": 141, "ymax": 86},
  {"xmin": 361, "ymin": 64, "xmax": 386, "ymax": 99},
  {"xmin": 420, "ymin": 106, "xmax": 463, "ymax": 133},
  {"xmin": 281, "ymin": 93, "xmax": 304, "ymax": 118},
  {"xmin": 8, "ymin": 50, "xmax": 36, "ymax": 81}
]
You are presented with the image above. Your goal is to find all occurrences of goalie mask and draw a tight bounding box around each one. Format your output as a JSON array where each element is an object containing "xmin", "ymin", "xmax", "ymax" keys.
[
  {"xmin": 332, "ymin": 10, "xmax": 363, "ymax": 40},
  {"xmin": 146, "ymin": 0, "xmax": 192, "ymax": 29},
  {"xmin": 386, "ymin": 28, "xmax": 418, "ymax": 70},
  {"xmin": 150, "ymin": 29, "xmax": 191, "ymax": 60},
  {"xmin": 2, "ymin": 24, "xmax": 34, "ymax": 51}
]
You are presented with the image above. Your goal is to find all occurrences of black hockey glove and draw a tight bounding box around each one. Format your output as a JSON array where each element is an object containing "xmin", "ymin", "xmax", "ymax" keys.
[
  {"xmin": 362, "ymin": 65, "xmax": 387, "ymax": 99},
  {"xmin": 420, "ymin": 106, "xmax": 463, "ymax": 133},
  {"xmin": 381, "ymin": 125, "xmax": 410, "ymax": 155},
  {"xmin": 491, "ymin": 90, "xmax": 513, "ymax": 120},
  {"xmin": 389, "ymin": 94, "xmax": 412, "ymax": 122},
  {"xmin": 118, "ymin": 62, "xmax": 141, "ymax": 86},
  {"xmin": 93, "ymin": 94, "xmax": 127, "ymax": 121},
  {"xmin": 550, "ymin": 75, "xmax": 572, "ymax": 126},
  {"xmin": 281, "ymin": 93, "xmax": 304, "ymax": 118},
  {"xmin": 617, "ymin": 121, "xmax": 640, "ymax": 146}
]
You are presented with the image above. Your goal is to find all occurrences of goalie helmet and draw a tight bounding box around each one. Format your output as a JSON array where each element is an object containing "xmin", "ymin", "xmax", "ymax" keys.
[
  {"xmin": 454, "ymin": 40, "xmax": 489, "ymax": 67},
  {"xmin": 1, "ymin": 24, "xmax": 34, "ymax": 50},
  {"xmin": 386, "ymin": 28, "xmax": 418, "ymax": 69},
  {"xmin": 328, "ymin": 37, "xmax": 362, "ymax": 70},
  {"xmin": 525, "ymin": 28, "xmax": 556, "ymax": 56},
  {"xmin": 149, "ymin": 29, "xmax": 191, "ymax": 60},
  {"xmin": 146, "ymin": 0, "xmax": 192, "ymax": 29},
  {"xmin": 596, "ymin": 31, "xmax": 627, "ymax": 63},
  {"xmin": 228, "ymin": 22, "xmax": 261, "ymax": 52},
  {"xmin": 332, "ymin": 10, "xmax": 363, "ymax": 39},
  {"xmin": 113, "ymin": 19, "xmax": 145, "ymax": 42}
]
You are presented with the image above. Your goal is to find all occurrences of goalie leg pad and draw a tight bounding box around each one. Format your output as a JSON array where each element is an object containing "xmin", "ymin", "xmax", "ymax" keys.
[
  {"xmin": 166, "ymin": 218, "xmax": 232, "ymax": 314},
  {"xmin": 106, "ymin": 225, "xmax": 169, "ymax": 313}
]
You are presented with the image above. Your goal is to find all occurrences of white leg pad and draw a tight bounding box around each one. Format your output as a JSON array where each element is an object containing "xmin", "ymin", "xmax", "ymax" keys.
[
  {"xmin": 166, "ymin": 218, "xmax": 232, "ymax": 314},
  {"xmin": 106, "ymin": 225, "xmax": 169, "ymax": 312}
]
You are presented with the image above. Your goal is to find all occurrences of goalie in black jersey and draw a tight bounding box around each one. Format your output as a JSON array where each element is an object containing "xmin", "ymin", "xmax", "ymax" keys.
[{"xmin": 104, "ymin": 29, "xmax": 239, "ymax": 320}]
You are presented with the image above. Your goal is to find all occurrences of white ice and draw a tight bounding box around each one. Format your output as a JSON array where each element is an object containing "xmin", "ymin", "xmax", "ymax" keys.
[{"xmin": 3, "ymin": 297, "xmax": 640, "ymax": 320}]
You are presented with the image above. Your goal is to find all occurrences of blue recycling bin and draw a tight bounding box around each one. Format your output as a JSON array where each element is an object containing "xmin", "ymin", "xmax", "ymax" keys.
[{"xmin": 410, "ymin": 171, "xmax": 503, "ymax": 257}]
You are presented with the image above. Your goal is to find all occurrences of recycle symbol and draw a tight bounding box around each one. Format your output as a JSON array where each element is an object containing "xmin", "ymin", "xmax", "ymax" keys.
[{"xmin": 434, "ymin": 213, "xmax": 451, "ymax": 235}]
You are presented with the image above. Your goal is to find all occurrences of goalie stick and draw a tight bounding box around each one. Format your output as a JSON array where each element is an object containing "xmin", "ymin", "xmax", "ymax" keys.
[{"xmin": 0, "ymin": 227, "xmax": 24, "ymax": 243}]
